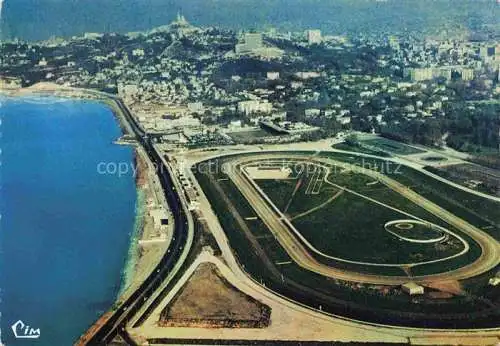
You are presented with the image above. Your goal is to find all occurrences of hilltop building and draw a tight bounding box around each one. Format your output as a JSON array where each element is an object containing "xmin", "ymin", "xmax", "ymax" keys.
[
  {"xmin": 306, "ymin": 30, "xmax": 322, "ymax": 44},
  {"xmin": 388, "ymin": 36, "xmax": 400, "ymax": 51},
  {"xmin": 461, "ymin": 68, "xmax": 474, "ymax": 81},
  {"xmin": 234, "ymin": 32, "xmax": 284, "ymax": 58},
  {"xmin": 235, "ymin": 33, "xmax": 264, "ymax": 53},
  {"xmin": 479, "ymin": 46, "xmax": 489, "ymax": 59},
  {"xmin": 173, "ymin": 12, "xmax": 189, "ymax": 26}
]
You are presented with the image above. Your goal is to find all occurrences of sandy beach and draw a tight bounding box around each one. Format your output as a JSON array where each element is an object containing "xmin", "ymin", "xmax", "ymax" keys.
[
  {"xmin": 1, "ymin": 81, "xmax": 108, "ymax": 97},
  {"xmin": 118, "ymin": 146, "xmax": 172, "ymax": 301}
]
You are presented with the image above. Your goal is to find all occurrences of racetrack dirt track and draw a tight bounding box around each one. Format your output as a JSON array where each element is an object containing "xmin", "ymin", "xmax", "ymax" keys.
[{"xmin": 222, "ymin": 153, "xmax": 500, "ymax": 285}]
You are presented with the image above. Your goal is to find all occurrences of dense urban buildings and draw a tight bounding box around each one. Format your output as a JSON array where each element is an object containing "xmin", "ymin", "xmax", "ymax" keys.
[{"xmin": 2, "ymin": 14, "xmax": 498, "ymax": 151}]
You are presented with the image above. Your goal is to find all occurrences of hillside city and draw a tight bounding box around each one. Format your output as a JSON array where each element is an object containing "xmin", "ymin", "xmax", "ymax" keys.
[
  {"xmin": 2, "ymin": 8, "xmax": 500, "ymax": 346},
  {"xmin": 1, "ymin": 14, "xmax": 499, "ymax": 153}
]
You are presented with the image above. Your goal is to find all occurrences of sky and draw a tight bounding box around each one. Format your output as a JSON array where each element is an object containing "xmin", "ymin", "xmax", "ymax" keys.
[{"xmin": 0, "ymin": 0, "xmax": 498, "ymax": 41}]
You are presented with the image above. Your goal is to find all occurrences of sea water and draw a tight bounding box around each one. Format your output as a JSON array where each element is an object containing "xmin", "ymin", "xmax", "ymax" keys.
[{"xmin": 0, "ymin": 96, "xmax": 137, "ymax": 345}]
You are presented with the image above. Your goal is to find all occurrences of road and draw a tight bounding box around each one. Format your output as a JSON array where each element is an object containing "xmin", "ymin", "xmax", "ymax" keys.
[
  {"xmin": 185, "ymin": 139, "xmax": 500, "ymax": 203},
  {"xmin": 220, "ymin": 152, "xmax": 499, "ymax": 285},
  {"xmin": 77, "ymin": 98, "xmax": 194, "ymax": 345},
  {"xmin": 183, "ymin": 149, "xmax": 500, "ymax": 338},
  {"xmin": 330, "ymin": 146, "xmax": 500, "ymax": 203}
]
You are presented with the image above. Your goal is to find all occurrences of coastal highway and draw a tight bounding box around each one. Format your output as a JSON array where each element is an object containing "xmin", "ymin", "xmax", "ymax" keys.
[
  {"xmin": 222, "ymin": 153, "xmax": 500, "ymax": 285},
  {"xmin": 77, "ymin": 98, "xmax": 194, "ymax": 345}
]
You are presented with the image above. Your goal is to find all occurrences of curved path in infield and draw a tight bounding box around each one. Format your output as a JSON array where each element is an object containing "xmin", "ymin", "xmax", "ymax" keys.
[
  {"xmin": 239, "ymin": 159, "xmax": 469, "ymax": 268},
  {"xmin": 223, "ymin": 153, "xmax": 500, "ymax": 285}
]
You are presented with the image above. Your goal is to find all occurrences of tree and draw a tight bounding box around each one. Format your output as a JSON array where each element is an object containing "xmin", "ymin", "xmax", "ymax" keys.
[{"xmin": 345, "ymin": 133, "xmax": 360, "ymax": 147}]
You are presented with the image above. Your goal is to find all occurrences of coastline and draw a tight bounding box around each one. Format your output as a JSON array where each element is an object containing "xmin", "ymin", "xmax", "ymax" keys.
[
  {"xmin": 118, "ymin": 151, "xmax": 147, "ymax": 297},
  {"xmin": 1, "ymin": 90, "xmax": 147, "ymax": 346},
  {"xmin": 0, "ymin": 82, "xmax": 113, "ymax": 102},
  {"xmin": 119, "ymin": 146, "xmax": 172, "ymax": 296},
  {"xmin": 1, "ymin": 82, "xmax": 158, "ymax": 302},
  {"xmin": 0, "ymin": 82, "xmax": 134, "ymax": 136},
  {"xmin": 117, "ymin": 147, "xmax": 153, "ymax": 298}
]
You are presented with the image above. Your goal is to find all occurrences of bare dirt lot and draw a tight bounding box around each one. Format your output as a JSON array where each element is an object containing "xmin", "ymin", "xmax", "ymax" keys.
[{"xmin": 159, "ymin": 262, "xmax": 271, "ymax": 328}]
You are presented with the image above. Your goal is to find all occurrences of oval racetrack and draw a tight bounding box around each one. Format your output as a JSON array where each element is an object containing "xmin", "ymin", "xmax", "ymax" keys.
[{"xmin": 221, "ymin": 152, "xmax": 500, "ymax": 285}]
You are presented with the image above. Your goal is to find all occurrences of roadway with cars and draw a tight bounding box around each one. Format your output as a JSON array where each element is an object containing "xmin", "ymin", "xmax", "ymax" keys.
[
  {"xmin": 78, "ymin": 98, "xmax": 194, "ymax": 345},
  {"xmin": 79, "ymin": 110, "xmax": 497, "ymax": 340}
]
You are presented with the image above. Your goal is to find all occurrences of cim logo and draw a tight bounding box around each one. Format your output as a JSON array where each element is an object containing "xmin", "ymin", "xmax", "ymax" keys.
[{"xmin": 11, "ymin": 320, "xmax": 41, "ymax": 339}]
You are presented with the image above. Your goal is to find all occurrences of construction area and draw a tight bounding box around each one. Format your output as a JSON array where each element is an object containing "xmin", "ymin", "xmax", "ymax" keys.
[{"xmin": 159, "ymin": 262, "xmax": 271, "ymax": 328}]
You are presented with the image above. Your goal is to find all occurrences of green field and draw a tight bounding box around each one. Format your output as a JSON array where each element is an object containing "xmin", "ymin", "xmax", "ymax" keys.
[
  {"xmin": 256, "ymin": 168, "xmax": 467, "ymax": 267},
  {"xmin": 260, "ymin": 161, "xmax": 460, "ymax": 229},
  {"xmin": 253, "ymin": 159, "xmax": 474, "ymax": 271},
  {"xmin": 255, "ymin": 163, "xmax": 340, "ymax": 217},
  {"xmin": 256, "ymin": 179, "xmax": 297, "ymax": 211},
  {"xmin": 348, "ymin": 177, "xmax": 455, "ymax": 229},
  {"xmin": 317, "ymin": 151, "xmax": 500, "ymax": 241},
  {"xmin": 385, "ymin": 222, "xmax": 444, "ymax": 241},
  {"xmin": 193, "ymin": 157, "xmax": 500, "ymax": 328},
  {"xmin": 292, "ymin": 192, "xmax": 464, "ymax": 264},
  {"xmin": 361, "ymin": 137, "xmax": 425, "ymax": 155},
  {"xmin": 424, "ymin": 165, "xmax": 499, "ymax": 197},
  {"xmin": 332, "ymin": 142, "xmax": 392, "ymax": 157}
]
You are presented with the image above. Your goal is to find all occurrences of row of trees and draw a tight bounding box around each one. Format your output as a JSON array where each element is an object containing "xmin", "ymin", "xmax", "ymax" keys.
[{"xmin": 377, "ymin": 103, "xmax": 499, "ymax": 153}]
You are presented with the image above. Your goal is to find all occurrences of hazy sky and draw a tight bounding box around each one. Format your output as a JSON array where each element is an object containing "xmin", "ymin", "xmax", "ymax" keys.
[{"xmin": 1, "ymin": 0, "xmax": 498, "ymax": 41}]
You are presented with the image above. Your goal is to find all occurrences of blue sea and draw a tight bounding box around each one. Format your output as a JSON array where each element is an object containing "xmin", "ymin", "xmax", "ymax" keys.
[{"xmin": 0, "ymin": 96, "xmax": 137, "ymax": 345}]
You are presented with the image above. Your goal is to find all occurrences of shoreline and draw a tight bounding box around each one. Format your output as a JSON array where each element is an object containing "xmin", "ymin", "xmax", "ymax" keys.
[
  {"xmin": 116, "ymin": 147, "xmax": 157, "ymax": 299},
  {"xmin": 0, "ymin": 82, "xmax": 134, "ymax": 137},
  {"xmin": 2, "ymin": 86, "xmax": 152, "ymax": 346},
  {"xmin": 118, "ymin": 150, "xmax": 147, "ymax": 297},
  {"xmin": 1, "ymin": 82, "xmax": 156, "ymax": 302},
  {"xmin": 119, "ymin": 146, "xmax": 172, "ymax": 296},
  {"xmin": 5, "ymin": 82, "xmax": 173, "ymax": 345}
]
